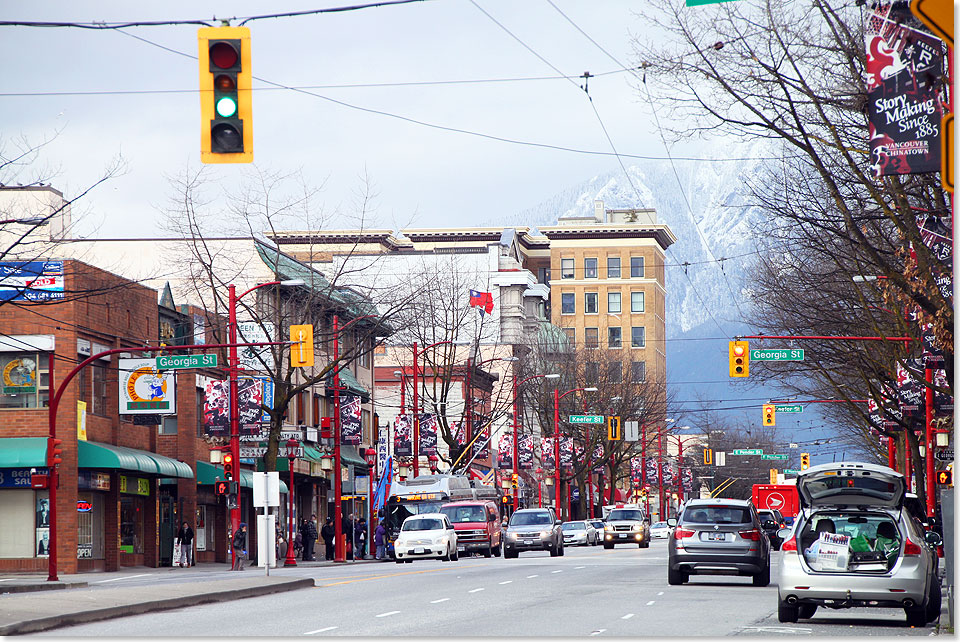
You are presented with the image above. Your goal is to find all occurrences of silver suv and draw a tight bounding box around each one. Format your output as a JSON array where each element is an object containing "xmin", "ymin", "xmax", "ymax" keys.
[
  {"xmin": 667, "ymin": 498, "xmax": 771, "ymax": 586},
  {"xmin": 504, "ymin": 508, "xmax": 563, "ymax": 558},
  {"xmin": 777, "ymin": 462, "xmax": 942, "ymax": 626}
]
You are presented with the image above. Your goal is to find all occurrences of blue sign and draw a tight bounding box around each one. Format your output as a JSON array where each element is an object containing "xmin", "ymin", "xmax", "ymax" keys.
[
  {"xmin": 0, "ymin": 467, "xmax": 47, "ymax": 488},
  {"xmin": 0, "ymin": 261, "xmax": 64, "ymax": 302}
]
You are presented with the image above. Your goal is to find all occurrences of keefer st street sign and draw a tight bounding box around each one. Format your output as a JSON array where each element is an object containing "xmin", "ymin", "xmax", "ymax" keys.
[
  {"xmin": 156, "ymin": 354, "xmax": 218, "ymax": 370},
  {"xmin": 569, "ymin": 415, "xmax": 604, "ymax": 425},
  {"xmin": 775, "ymin": 404, "xmax": 803, "ymax": 413},
  {"xmin": 750, "ymin": 349, "xmax": 804, "ymax": 361}
]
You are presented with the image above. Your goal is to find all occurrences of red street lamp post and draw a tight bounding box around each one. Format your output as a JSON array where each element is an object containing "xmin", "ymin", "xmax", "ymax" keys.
[
  {"xmin": 365, "ymin": 447, "xmax": 377, "ymax": 559},
  {"xmin": 552, "ymin": 385, "xmax": 596, "ymax": 520},
  {"xmin": 283, "ymin": 439, "xmax": 299, "ymax": 567},
  {"xmin": 536, "ymin": 468, "xmax": 543, "ymax": 508},
  {"xmin": 512, "ymin": 372, "xmax": 556, "ymax": 512}
]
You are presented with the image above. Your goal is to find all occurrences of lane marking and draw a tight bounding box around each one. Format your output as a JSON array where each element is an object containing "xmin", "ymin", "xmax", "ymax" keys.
[
  {"xmin": 304, "ymin": 626, "xmax": 338, "ymax": 635},
  {"xmin": 575, "ymin": 566, "xmax": 585, "ymax": 569},
  {"xmin": 527, "ymin": 574, "xmax": 538, "ymax": 578},
  {"xmin": 318, "ymin": 567, "xmax": 446, "ymax": 587},
  {"xmin": 430, "ymin": 598, "xmax": 450, "ymax": 604},
  {"xmin": 657, "ymin": 591, "xmax": 664, "ymax": 596},
  {"xmin": 551, "ymin": 569, "xmax": 563, "ymax": 574},
  {"xmin": 590, "ymin": 629, "xmax": 607, "ymax": 636},
  {"xmin": 94, "ymin": 573, "xmax": 151, "ymax": 583},
  {"xmin": 646, "ymin": 600, "xmax": 656, "ymax": 606},
  {"xmin": 499, "ymin": 580, "xmax": 512, "ymax": 585},
  {"xmin": 468, "ymin": 588, "xmax": 485, "ymax": 593},
  {"xmin": 622, "ymin": 613, "xmax": 635, "ymax": 620},
  {"xmin": 375, "ymin": 611, "xmax": 401, "ymax": 618}
]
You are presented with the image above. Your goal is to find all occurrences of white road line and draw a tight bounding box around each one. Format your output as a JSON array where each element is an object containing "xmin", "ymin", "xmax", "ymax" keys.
[
  {"xmin": 430, "ymin": 598, "xmax": 450, "ymax": 604},
  {"xmin": 468, "ymin": 588, "xmax": 485, "ymax": 593},
  {"xmin": 304, "ymin": 626, "xmax": 338, "ymax": 635},
  {"xmin": 590, "ymin": 629, "xmax": 607, "ymax": 636},
  {"xmin": 527, "ymin": 574, "xmax": 538, "ymax": 578},
  {"xmin": 622, "ymin": 613, "xmax": 635, "ymax": 620},
  {"xmin": 657, "ymin": 591, "xmax": 664, "ymax": 596},
  {"xmin": 575, "ymin": 566, "xmax": 585, "ymax": 569},
  {"xmin": 498, "ymin": 580, "xmax": 512, "ymax": 585},
  {"xmin": 551, "ymin": 570, "xmax": 563, "ymax": 574},
  {"xmin": 646, "ymin": 600, "xmax": 656, "ymax": 606},
  {"xmin": 94, "ymin": 573, "xmax": 151, "ymax": 583},
  {"xmin": 375, "ymin": 611, "xmax": 401, "ymax": 618}
]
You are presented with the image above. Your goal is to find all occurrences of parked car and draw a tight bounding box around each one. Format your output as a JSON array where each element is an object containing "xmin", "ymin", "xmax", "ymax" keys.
[
  {"xmin": 440, "ymin": 500, "xmax": 502, "ymax": 557},
  {"xmin": 757, "ymin": 509, "xmax": 786, "ymax": 550},
  {"xmin": 667, "ymin": 498, "xmax": 771, "ymax": 586},
  {"xmin": 603, "ymin": 506, "xmax": 651, "ymax": 548},
  {"xmin": 504, "ymin": 508, "xmax": 563, "ymax": 558},
  {"xmin": 588, "ymin": 520, "xmax": 605, "ymax": 544},
  {"xmin": 777, "ymin": 462, "xmax": 942, "ymax": 627},
  {"xmin": 393, "ymin": 513, "xmax": 459, "ymax": 562},
  {"xmin": 562, "ymin": 520, "xmax": 597, "ymax": 546},
  {"xmin": 650, "ymin": 521, "xmax": 671, "ymax": 540}
]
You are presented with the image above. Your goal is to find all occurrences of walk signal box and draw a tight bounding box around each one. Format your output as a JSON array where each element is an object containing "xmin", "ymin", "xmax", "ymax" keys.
[
  {"xmin": 607, "ymin": 416, "xmax": 622, "ymax": 441},
  {"xmin": 937, "ymin": 470, "xmax": 953, "ymax": 486},
  {"xmin": 729, "ymin": 341, "xmax": 749, "ymax": 377}
]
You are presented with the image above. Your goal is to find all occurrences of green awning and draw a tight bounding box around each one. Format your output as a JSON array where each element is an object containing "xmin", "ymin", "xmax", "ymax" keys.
[
  {"xmin": 78, "ymin": 441, "xmax": 193, "ymax": 479},
  {"xmin": 325, "ymin": 369, "xmax": 370, "ymax": 402},
  {"xmin": 340, "ymin": 445, "xmax": 368, "ymax": 468},
  {"xmin": 302, "ymin": 444, "xmax": 327, "ymax": 463},
  {"xmin": 0, "ymin": 437, "xmax": 48, "ymax": 467},
  {"xmin": 197, "ymin": 460, "xmax": 287, "ymax": 493}
]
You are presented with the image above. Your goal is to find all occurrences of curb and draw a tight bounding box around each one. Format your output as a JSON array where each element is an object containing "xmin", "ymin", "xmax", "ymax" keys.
[
  {"xmin": 1, "ymin": 581, "xmax": 88, "ymax": 595},
  {"xmin": 0, "ymin": 577, "xmax": 315, "ymax": 636}
]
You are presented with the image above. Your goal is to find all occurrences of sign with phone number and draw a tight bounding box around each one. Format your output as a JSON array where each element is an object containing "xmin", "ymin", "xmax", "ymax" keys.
[{"xmin": 0, "ymin": 468, "xmax": 48, "ymax": 488}]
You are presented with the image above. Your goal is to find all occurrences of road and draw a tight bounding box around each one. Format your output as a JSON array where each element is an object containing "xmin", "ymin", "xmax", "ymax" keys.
[{"xmin": 32, "ymin": 541, "xmax": 943, "ymax": 637}]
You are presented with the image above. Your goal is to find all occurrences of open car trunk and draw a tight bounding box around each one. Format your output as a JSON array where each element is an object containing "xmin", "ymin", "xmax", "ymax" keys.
[
  {"xmin": 797, "ymin": 510, "xmax": 902, "ymax": 573},
  {"xmin": 797, "ymin": 462, "xmax": 905, "ymax": 510}
]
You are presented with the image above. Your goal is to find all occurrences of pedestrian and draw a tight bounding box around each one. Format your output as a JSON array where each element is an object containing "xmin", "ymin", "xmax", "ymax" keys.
[
  {"xmin": 374, "ymin": 521, "xmax": 386, "ymax": 560},
  {"xmin": 343, "ymin": 513, "xmax": 355, "ymax": 560},
  {"xmin": 355, "ymin": 517, "xmax": 367, "ymax": 559},
  {"xmin": 176, "ymin": 521, "xmax": 194, "ymax": 567},
  {"xmin": 304, "ymin": 514, "xmax": 319, "ymax": 561},
  {"xmin": 231, "ymin": 523, "xmax": 247, "ymax": 571},
  {"xmin": 321, "ymin": 517, "xmax": 336, "ymax": 560}
]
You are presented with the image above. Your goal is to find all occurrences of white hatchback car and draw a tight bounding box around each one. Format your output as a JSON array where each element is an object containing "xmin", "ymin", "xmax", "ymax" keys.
[
  {"xmin": 394, "ymin": 513, "xmax": 459, "ymax": 562},
  {"xmin": 649, "ymin": 521, "xmax": 671, "ymax": 539}
]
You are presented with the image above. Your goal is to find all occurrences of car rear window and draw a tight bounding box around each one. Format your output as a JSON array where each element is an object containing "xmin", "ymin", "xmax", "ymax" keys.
[{"xmin": 682, "ymin": 506, "xmax": 752, "ymax": 524}]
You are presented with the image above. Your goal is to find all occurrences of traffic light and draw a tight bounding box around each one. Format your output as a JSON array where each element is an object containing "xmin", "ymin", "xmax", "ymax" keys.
[
  {"xmin": 198, "ymin": 26, "xmax": 253, "ymax": 163},
  {"xmin": 607, "ymin": 415, "xmax": 622, "ymax": 441},
  {"xmin": 289, "ymin": 324, "xmax": 315, "ymax": 368},
  {"xmin": 703, "ymin": 448, "xmax": 713, "ymax": 465},
  {"xmin": 47, "ymin": 437, "xmax": 63, "ymax": 467},
  {"xmin": 937, "ymin": 470, "xmax": 953, "ymax": 486},
  {"xmin": 223, "ymin": 452, "xmax": 235, "ymax": 479},
  {"xmin": 511, "ymin": 473, "xmax": 519, "ymax": 489},
  {"xmin": 800, "ymin": 452, "xmax": 810, "ymax": 470},
  {"xmin": 763, "ymin": 404, "xmax": 776, "ymax": 427},
  {"xmin": 769, "ymin": 468, "xmax": 778, "ymax": 484},
  {"xmin": 729, "ymin": 340, "xmax": 749, "ymax": 377}
]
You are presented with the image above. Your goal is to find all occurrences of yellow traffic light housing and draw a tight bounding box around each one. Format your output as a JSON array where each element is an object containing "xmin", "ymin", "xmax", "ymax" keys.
[
  {"xmin": 607, "ymin": 415, "xmax": 622, "ymax": 441},
  {"xmin": 703, "ymin": 448, "xmax": 713, "ymax": 465},
  {"xmin": 763, "ymin": 404, "xmax": 776, "ymax": 427},
  {"xmin": 199, "ymin": 26, "xmax": 253, "ymax": 163},
  {"xmin": 800, "ymin": 452, "xmax": 810, "ymax": 470},
  {"xmin": 289, "ymin": 324, "xmax": 315, "ymax": 367},
  {"xmin": 729, "ymin": 341, "xmax": 749, "ymax": 377}
]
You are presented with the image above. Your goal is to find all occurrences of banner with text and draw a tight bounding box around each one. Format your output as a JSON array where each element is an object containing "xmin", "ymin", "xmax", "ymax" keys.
[
  {"xmin": 517, "ymin": 434, "xmax": 534, "ymax": 469},
  {"xmin": 497, "ymin": 433, "xmax": 514, "ymax": 469},
  {"xmin": 418, "ymin": 413, "xmax": 438, "ymax": 455},
  {"xmin": 394, "ymin": 414, "xmax": 412, "ymax": 456},
  {"xmin": 340, "ymin": 396, "xmax": 362, "ymax": 445},
  {"xmin": 540, "ymin": 437, "xmax": 556, "ymax": 469}
]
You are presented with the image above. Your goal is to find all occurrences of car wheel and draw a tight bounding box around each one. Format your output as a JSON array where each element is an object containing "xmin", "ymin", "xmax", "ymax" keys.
[
  {"xmin": 603, "ymin": 542, "xmax": 614, "ymax": 550},
  {"xmin": 559, "ymin": 541, "xmax": 565, "ymax": 556},
  {"xmin": 667, "ymin": 566, "xmax": 687, "ymax": 586},
  {"xmin": 641, "ymin": 540, "xmax": 650, "ymax": 548},
  {"xmin": 925, "ymin": 579, "xmax": 942, "ymax": 623},
  {"xmin": 752, "ymin": 565, "xmax": 770, "ymax": 587},
  {"xmin": 451, "ymin": 546, "xmax": 459, "ymax": 562},
  {"xmin": 483, "ymin": 542, "xmax": 492, "ymax": 558},
  {"xmin": 395, "ymin": 558, "xmax": 403, "ymax": 564},
  {"xmin": 797, "ymin": 604, "xmax": 817, "ymax": 619},
  {"xmin": 905, "ymin": 604, "xmax": 927, "ymax": 627},
  {"xmin": 549, "ymin": 542, "xmax": 560, "ymax": 557},
  {"xmin": 777, "ymin": 600, "xmax": 799, "ymax": 623},
  {"xmin": 504, "ymin": 548, "xmax": 518, "ymax": 559}
]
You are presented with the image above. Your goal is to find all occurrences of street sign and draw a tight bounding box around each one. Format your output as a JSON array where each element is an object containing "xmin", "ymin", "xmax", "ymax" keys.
[
  {"xmin": 935, "ymin": 449, "xmax": 954, "ymax": 462},
  {"xmin": 750, "ymin": 349, "xmax": 804, "ymax": 361},
  {"xmin": 624, "ymin": 420, "xmax": 639, "ymax": 442},
  {"xmin": 715, "ymin": 451, "xmax": 726, "ymax": 466},
  {"xmin": 239, "ymin": 446, "xmax": 268, "ymax": 458},
  {"xmin": 775, "ymin": 404, "xmax": 803, "ymax": 413},
  {"xmin": 761, "ymin": 454, "xmax": 789, "ymax": 460},
  {"xmin": 733, "ymin": 449, "xmax": 763, "ymax": 456},
  {"xmin": 783, "ymin": 469, "xmax": 800, "ymax": 475},
  {"xmin": 156, "ymin": 353, "xmax": 218, "ymax": 370},
  {"xmin": 569, "ymin": 415, "xmax": 604, "ymax": 425}
]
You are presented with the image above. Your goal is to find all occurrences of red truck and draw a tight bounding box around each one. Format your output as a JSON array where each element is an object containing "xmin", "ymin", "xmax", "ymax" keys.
[{"xmin": 752, "ymin": 484, "xmax": 800, "ymax": 523}]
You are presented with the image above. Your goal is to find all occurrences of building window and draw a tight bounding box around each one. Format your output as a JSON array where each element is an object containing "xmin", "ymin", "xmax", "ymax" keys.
[
  {"xmin": 160, "ymin": 416, "xmax": 178, "ymax": 435},
  {"xmin": 562, "ymin": 328, "xmax": 575, "ymax": 346},
  {"xmin": 608, "ymin": 361, "xmax": 623, "ymax": 384},
  {"xmin": 631, "ymin": 361, "xmax": 646, "ymax": 383},
  {"xmin": 608, "ymin": 327, "xmax": 622, "ymax": 349},
  {"xmin": 359, "ymin": 338, "xmax": 371, "ymax": 369},
  {"xmin": 120, "ymin": 496, "xmax": 145, "ymax": 555},
  {"xmin": 92, "ymin": 361, "xmax": 108, "ymax": 416},
  {"xmin": 630, "ymin": 256, "xmax": 645, "ymax": 278},
  {"xmin": 196, "ymin": 387, "xmax": 205, "ymax": 437},
  {"xmin": 585, "ymin": 292, "xmax": 598, "ymax": 314},
  {"xmin": 561, "ymin": 293, "xmax": 575, "ymax": 314},
  {"xmin": 77, "ymin": 357, "xmax": 89, "ymax": 404},
  {"xmin": 585, "ymin": 362, "xmax": 599, "ymax": 383},
  {"xmin": 362, "ymin": 409, "xmax": 371, "ymax": 443},
  {"xmin": 0, "ymin": 352, "xmax": 50, "ymax": 409},
  {"xmin": 584, "ymin": 258, "xmax": 598, "ymax": 279},
  {"xmin": 608, "ymin": 291, "xmax": 621, "ymax": 314},
  {"xmin": 538, "ymin": 267, "xmax": 551, "ymax": 284},
  {"xmin": 631, "ymin": 327, "xmax": 646, "ymax": 348},
  {"xmin": 607, "ymin": 256, "xmax": 621, "ymax": 279},
  {"xmin": 313, "ymin": 393, "xmax": 321, "ymax": 426},
  {"xmin": 631, "ymin": 291, "xmax": 645, "ymax": 313},
  {"xmin": 561, "ymin": 258, "xmax": 575, "ymax": 279},
  {"xmin": 585, "ymin": 328, "xmax": 599, "ymax": 349}
]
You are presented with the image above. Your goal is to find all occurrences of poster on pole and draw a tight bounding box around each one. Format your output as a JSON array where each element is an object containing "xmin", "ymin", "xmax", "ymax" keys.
[
  {"xmin": 118, "ymin": 358, "xmax": 176, "ymax": 415},
  {"xmin": 419, "ymin": 413, "xmax": 437, "ymax": 455},
  {"xmin": 204, "ymin": 378, "xmax": 263, "ymax": 436},
  {"xmin": 560, "ymin": 436, "xmax": 574, "ymax": 468},
  {"xmin": 631, "ymin": 457, "xmax": 643, "ymax": 481},
  {"xmin": 236, "ymin": 321, "xmax": 276, "ymax": 372},
  {"xmin": 540, "ymin": 437, "xmax": 556, "ymax": 469},
  {"xmin": 377, "ymin": 423, "xmax": 389, "ymax": 476},
  {"xmin": 340, "ymin": 396, "xmax": 362, "ymax": 445},
  {"xmin": 473, "ymin": 426, "xmax": 490, "ymax": 460},
  {"xmin": 645, "ymin": 458, "xmax": 659, "ymax": 486},
  {"xmin": 394, "ymin": 414, "xmax": 412, "ymax": 456},
  {"xmin": 497, "ymin": 433, "xmax": 514, "ymax": 469},
  {"xmin": 517, "ymin": 434, "xmax": 534, "ymax": 470}
]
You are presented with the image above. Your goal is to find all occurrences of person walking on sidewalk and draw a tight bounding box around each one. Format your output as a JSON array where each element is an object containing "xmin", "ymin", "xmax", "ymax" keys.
[
  {"xmin": 231, "ymin": 523, "xmax": 247, "ymax": 571},
  {"xmin": 355, "ymin": 517, "xmax": 367, "ymax": 559},
  {"xmin": 374, "ymin": 521, "xmax": 386, "ymax": 560},
  {"xmin": 343, "ymin": 513, "xmax": 355, "ymax": 560},
  {"xmin": 321, "ymin": 517, "xmax": 336, "ymax": 560},
  {"xmin": 176, "ymin": 521, "xmax": 194, "ymax": 567},
  {"xmin": 303, "ymin": 514, "xmax": 318, "ymax": 561}
]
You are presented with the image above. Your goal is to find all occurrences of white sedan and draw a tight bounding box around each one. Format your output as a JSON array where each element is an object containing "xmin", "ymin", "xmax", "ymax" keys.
[
  {"xmin": 394, "ymin": 513, "xmax": 459, "ymax": 562},
  {"xmin": 649, "ymin": 521, "xmax": 671, "ymax": 539}
]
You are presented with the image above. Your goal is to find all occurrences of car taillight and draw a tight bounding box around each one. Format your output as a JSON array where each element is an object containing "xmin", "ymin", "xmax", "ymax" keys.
[
  {"xmin": 780, "ymin": 536, "xmax": 797, "ymax": 551},
  {"xmin": 903, "ymin": 538, "xmax": 922, "ymax": 556},
  {"xmin": 738, "ymin": 529, "xmax": 761, "ymax": 541},
  {"xmin": 674, "ymin": 528, "xmax": 694, "ymax": 539}
]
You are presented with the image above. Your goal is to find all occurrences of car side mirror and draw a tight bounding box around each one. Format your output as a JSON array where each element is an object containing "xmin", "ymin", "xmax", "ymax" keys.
[
  {"xmin": 777, "ymin": 528, "xmax": 791, "ymax": 540},
  {"xmin": 666, "ymin": 518, "xmax": 677, "ymax": 527},
  {"xmin": 924, "ymin": 531, "xmax": 943, "ymax": 547},
  {"xmin": 555, "ymin": 520, "xmax": 562, "ymax": 526}
]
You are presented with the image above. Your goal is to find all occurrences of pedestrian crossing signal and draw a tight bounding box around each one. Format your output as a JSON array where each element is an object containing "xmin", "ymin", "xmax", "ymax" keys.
[
  {"xmin": 937, "ymin": 470, "xmax": 953, "ymax": 486},
  {"xmin": 215, "ymin": 481, "xmax": 229, "ymax": 495}
]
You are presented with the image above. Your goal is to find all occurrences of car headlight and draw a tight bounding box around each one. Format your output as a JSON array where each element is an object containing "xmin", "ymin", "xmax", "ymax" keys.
[
  {"xmin": 540, "ymin": 530, "xmax": 551, "ymax": 538},
  {"xmin": 605, "ymin": 526, "xmax": 615, "ymax": 532},
  {"xmin": 507, "ymin": 532, "xmax": 517, "ymax": 541},
  {"xmin": 631, "ymin": 524, "xmax": 641, "ymax": 532}
]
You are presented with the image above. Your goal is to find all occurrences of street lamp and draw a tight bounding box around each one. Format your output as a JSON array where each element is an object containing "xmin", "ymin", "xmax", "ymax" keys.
[
  {"xmin": 283, "ymin": 439, "xmax": 299, "ymax": 567},
  {"xmin": 227, "ymin": 278, "xmax": 304, "ymax": 561},
  {"xmin": 552, "ymin": 383, "xmax": 596, "ymax": 520},
  {"xmin": 512, "ymin": 371, "xmax": 558, "ymax": 512},
  {"xmin": 536, "ymin": 467, "xmax": 544, "ymax": 508}
]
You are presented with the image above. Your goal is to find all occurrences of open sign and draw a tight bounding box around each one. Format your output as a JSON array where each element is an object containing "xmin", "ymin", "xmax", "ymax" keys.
[{"xmin": 77, "ymin": 500, "xmax": 93, "ymax": 512}]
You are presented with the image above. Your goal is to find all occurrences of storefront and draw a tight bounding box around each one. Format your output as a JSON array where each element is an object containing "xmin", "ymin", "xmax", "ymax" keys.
[{"xmin": 0, "ymin": 437, "xmax": 51, "ymax": 571}]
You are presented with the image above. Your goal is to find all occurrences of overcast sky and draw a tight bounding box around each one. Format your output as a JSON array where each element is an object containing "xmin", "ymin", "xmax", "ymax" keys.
[{"xmin": 0, "ymin": 0, "xmax": 715, "ymax": 238}]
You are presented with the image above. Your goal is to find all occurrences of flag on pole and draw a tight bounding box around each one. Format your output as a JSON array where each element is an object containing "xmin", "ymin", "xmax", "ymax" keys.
[{"xmin": 469, "ymin": 289, "xmax": 494, "ymax": 314}]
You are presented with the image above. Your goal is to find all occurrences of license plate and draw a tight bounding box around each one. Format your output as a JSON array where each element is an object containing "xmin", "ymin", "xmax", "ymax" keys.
[
  {"xmin": 457, "ymin": 546, "xmax": 465, "ymax": 552},
  {"xmin": 706, "ymin": 533, "xmax": 726, "ymax": 541},
  {"xmin": 618, "ymin": 534, "xmax": 627, "ymax": 538},
  {"xmin": 414, "ymin": 547, "xmax": 425, "ymax": 554},
  {"xmin": 524, "ymin": 540, "xmax": 535, "ymax": 545}
]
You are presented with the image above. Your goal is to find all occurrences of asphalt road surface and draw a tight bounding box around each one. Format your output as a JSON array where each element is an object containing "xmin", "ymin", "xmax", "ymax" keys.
[{"xmin": 32, "ymin": 541, "xmax": 944, "ymax": 637}]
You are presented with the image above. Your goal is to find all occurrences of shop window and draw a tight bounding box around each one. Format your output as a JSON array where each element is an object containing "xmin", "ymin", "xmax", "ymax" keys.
[
  {"xmin": 584, "ymin": 258, "xmax": 598, "ymax": 279},
  {"xmin": 92, "ymin": 361, "xmax": 108, "ymax": 416},
  {"xmin": 607, "ymin": 256, "xmax": 621, "ymax": 278},
  {"xmin": 77, "ymin": 492, "xmax": 104, "ymax": 560},
  {"xmin": 0, "ymin": 352, "xmax": 50, "ymax": 409},
  {"xmin": 120, "ymin": 496, "xmax": 145, "ymax": 554}
]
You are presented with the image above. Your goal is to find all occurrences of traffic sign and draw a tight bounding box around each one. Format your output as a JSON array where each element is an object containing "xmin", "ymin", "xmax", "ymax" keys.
[
  {"xmin": 239, "ymin": 446, "xmax": 268, "ymax": 458},
  {"xmin": 783, "ymin": 469, "xmax": 800, "ymax": 475},
  {"xmin": 935, "ymin": 449, "xmax": 954, "ymax": 462},
  {"xmin": 569, "ymin": 415, "xmax": 604, "ymax": 424},
  {"xmin": 733, "ymin": 449, "xmax": 763, "ymax": 456},
  {"xmin": 156, "ymin": 354, "xmax": 218, "ymax": 370},
  {"xmin": 910, "ymin": 0, "xmax": 953, "ymax": 46},
  {"xmin": 750, "ymin": 349, "xmax": 804, "ymax": 361},
  {"xmin": 761, "ymin": 454, "xmax": 789, "ymax": 460},
  {"xmin": 775, "ymin": 404, "xmax": 803, "ymax": 413}
]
